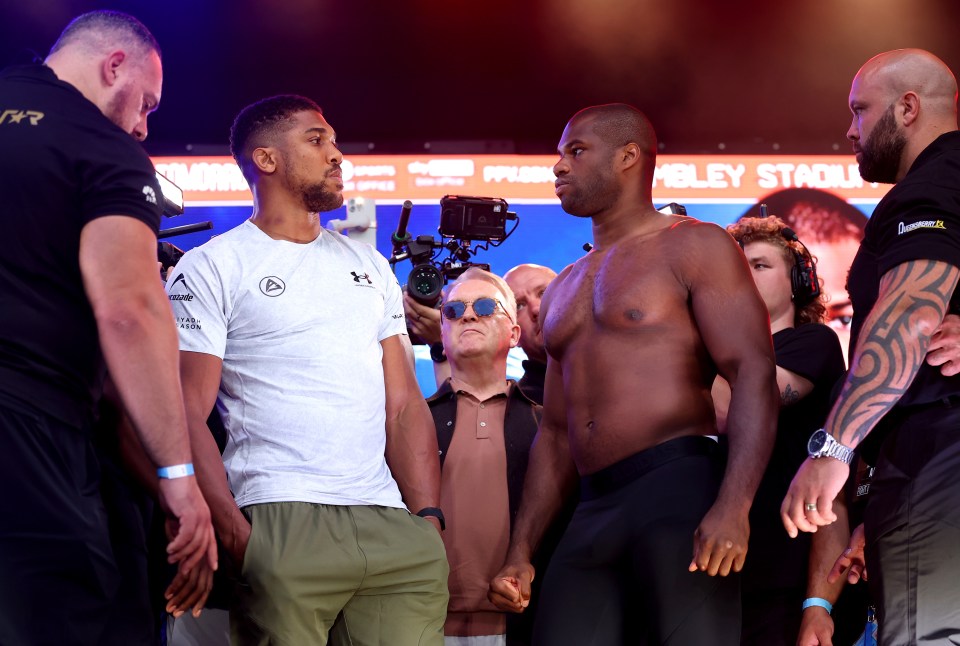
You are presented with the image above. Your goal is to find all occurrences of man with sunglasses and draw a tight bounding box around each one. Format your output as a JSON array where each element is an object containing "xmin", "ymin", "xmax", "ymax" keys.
[
  {"xmin": 426, "ymin": 268, "xmax": 546, "ymax": 646},
  {"xmin": 489, "ymin": 104, "xmax": 778, "ymax": 644}
]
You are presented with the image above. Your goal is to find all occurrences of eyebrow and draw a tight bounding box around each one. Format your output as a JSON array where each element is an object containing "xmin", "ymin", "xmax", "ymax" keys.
[
  {"xmin": 304, "ymin": 127, "xmax": 331, "ymax": 136},
  {"xmin": 558, "ymin": 138, "xmax": 586, "ymax": 153}
]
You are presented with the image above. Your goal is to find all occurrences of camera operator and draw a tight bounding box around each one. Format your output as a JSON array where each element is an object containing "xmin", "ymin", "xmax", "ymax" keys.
[{"xmin": 0, "ymin": 10, "xmax": 215, "ymax": 644}]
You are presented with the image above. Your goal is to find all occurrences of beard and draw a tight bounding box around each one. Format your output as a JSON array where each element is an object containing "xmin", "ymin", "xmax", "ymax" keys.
[
  {"xmin": 559, "ymin": 164, "xmax": 620, "ymax": 218},
  {"xmin": 104, "ymin": 83, "xmax": 136, "ymax": 135},
  {"xmin": 284, "ymin": 163, "xmax": 344, "ymax": 213},
  {"xmin": 300, "ymin": 181, "xmax": 343, "ymax": 213},
  {"xmin": 857, "ymin": 105, "xmax": 906, "ymax": 184}
]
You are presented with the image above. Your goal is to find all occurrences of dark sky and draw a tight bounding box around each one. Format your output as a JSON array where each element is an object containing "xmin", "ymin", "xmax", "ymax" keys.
[{"xmin": 3, "ymin": 0, "xmax": 960, "ymax": 156}]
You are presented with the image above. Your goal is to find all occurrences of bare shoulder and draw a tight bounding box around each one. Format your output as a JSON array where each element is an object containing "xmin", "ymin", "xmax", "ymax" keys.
[{"xmin": 667, "ymin": 217, "xmax": 735, "ymax": 247}]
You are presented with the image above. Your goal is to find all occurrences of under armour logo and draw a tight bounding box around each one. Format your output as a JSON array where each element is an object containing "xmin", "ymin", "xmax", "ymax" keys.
[
  {"xmin": 259, "ymin": 276, "xmax": 286, "ymax": 297},
  {"xmin": 351, "ymin": 271, "xmax": 372, "ymax": 285}
]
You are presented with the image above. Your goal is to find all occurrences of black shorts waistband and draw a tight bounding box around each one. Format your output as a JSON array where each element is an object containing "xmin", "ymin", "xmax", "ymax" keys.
[{"xmin": 580, "ymin": 435, "xmax": 719, "ymax": 500}]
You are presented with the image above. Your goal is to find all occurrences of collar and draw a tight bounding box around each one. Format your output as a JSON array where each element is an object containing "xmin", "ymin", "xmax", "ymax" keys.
[{"xmin": 907, "ymin": 130, "xmax": 960, "ymax": 176}]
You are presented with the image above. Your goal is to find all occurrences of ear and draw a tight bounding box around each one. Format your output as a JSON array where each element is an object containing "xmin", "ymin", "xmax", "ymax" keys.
[
  {"xmin": 900, "ymin": 91, "xmax": 920, "ymax": 127},
  {"xmin": 509, "ymin": 323, "xmax": 521, "ymax": 348},
  {"xmin": 618, "ymin": 142, "xmax": 641, "ymax": 171},
  {"xmin": 100, "ymin": 50, "xmax": 126, "ymax": 87},
  {"xmin": 251, "ymin": 147, "xmax": 278, "ymax": 176}
]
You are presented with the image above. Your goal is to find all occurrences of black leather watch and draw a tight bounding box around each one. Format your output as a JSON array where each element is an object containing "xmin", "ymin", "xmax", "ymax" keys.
[
  {"xmin": 416, "ymin": 506, "xmax": 445, "ymax": 530},
  {"xmin": 429, "ymin": 342, "xmax": 447, "ymax": 363},
  {"xmin": 807, "ymin": 429, "xmax": 855, "ymax": 465}
]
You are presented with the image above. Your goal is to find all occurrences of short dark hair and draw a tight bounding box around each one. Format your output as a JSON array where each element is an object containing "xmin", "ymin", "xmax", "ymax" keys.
[
  {"xmin": 727, "ymin": 215, "xmax": 828, "ymax": 327},
  {"xmin": 571, "ymin": 103, "xmax": 657, "ymax": 153},
  {"xmin": 48, "ymin": 10, "xmax": 160, "ymax": 59},
  {"xmin": 229, "ymin": 95, "xmax": 323, "ymax": 183}
]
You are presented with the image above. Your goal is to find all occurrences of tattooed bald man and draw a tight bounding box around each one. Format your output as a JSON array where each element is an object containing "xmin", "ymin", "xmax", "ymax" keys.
[{"xmin": 782, "ymin": 49, "xmax": 960, "ymax": 645}]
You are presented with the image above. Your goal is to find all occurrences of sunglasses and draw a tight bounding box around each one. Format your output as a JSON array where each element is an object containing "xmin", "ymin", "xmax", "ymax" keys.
[{"xmin": 441, "ymin": 297, "xmax": 513, "ymax": 323}]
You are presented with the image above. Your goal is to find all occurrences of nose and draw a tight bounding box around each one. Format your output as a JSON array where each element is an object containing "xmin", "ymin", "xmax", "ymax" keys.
[
  {"xmin": 553, "ymin": 157, "xmax": 568, "ymax": 178},
  {"xmin": 846, "ymin": 117, "xmax": 858, "ymax": 143},
  {"xmin": 529, "ymin": 298, "xmax": 540, "ymax": 322},
  {"xmin": 331, "ymin": 145, "xmax": 343, "ymax": 165},
  {"xmin": 133, "ymin": 115, "xmax": 148, "ymax": 142}
]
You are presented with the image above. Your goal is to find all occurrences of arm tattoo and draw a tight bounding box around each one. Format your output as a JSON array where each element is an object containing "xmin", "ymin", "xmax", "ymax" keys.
[
  {"xmin": 831, "ymin": 260, "xmax": 960, "ymax": 447},
  {"xmin": 781, "ymin": 383, "xmax": 801, "ymax": 406}
]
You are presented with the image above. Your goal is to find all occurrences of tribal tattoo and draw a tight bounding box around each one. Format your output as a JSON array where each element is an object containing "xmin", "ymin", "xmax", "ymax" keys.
[{"xmin": 830, "ymin": 259, "xmax": 960, "ymax": 447}]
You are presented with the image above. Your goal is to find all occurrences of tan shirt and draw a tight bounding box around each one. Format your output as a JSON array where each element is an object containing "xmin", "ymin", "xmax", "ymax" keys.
[{"xmin": 441, "ymin": 383, "xmax": 512, "ymax": 637}]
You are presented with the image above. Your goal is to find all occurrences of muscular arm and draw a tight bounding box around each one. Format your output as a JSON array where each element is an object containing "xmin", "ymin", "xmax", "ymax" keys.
[
  {"xmin": 690, "ymin": 228, "xmax": 778, "ymax": 575},
  {"xmin": 79, "ymin": 216, "xmax": 215, "ymax": 572},
  {"xmin": 178, "ymin": 351, "xmax": 250, "ymax": 563},
  {"xmin": 382, "ymin": 334, "xmax": 441, "ymax": 525},
  {"xmin": 783, "ymin": 259, "xmax": 960, "ymax": 535},
  {"xmin": 489, "ymin": 354, "xmax": 579, "ymax": 612},
  {"xmin": 796, "ymin": 492, "xmax": 851, "ymax": 646},
  {"xmin": 831, "ymin": 259, "xmax": 959, "ymax": 447}
]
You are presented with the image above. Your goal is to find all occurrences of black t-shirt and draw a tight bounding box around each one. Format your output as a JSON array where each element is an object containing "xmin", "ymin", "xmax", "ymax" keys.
[
  {"xmin": 742, "ymin": 324, "xmax": 846, "ymax": 593},
  {"xmin": 0, "ymin": 64, "xmax": 162, "ymax": 427},
  {"xmin": 847, "ymin": 130, "xmax": 960, "ymax": 407},
  {"xmin": 517, "ymin": 359, "xmax": 546, "ymax": 406}
]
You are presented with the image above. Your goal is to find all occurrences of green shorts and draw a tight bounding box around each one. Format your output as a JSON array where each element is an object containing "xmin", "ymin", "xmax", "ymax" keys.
[{"xmin": 232, "ymin": 502, "xmax": 449, "ymax": 646}]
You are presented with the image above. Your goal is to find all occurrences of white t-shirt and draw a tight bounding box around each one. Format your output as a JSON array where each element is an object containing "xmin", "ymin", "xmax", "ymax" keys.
[{"xmin": 167, "ymin": 220, "xmax": 407, "ymax": 509}]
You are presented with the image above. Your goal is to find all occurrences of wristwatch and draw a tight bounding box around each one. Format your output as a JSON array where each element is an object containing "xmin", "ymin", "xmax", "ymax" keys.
[
  {"xmin": 429, "ymin": 342, "xmax": 447, "ymax": 363},
  {"xmin": 807, "ymin": 429, "xmax": 855, "ymax": 465},
  {"xmin": 416, "ymin": 507, "xmax": 446, "ymax": 530}
]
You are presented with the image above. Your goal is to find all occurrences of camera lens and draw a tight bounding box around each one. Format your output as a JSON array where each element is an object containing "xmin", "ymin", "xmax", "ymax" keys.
[{"xmin": 408, "ymin": 263, "xmax": 444, "ymax": 307}]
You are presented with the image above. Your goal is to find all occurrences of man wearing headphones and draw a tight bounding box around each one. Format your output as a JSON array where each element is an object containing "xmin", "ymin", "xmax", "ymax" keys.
[{"xmin": 720, "ymin": 216, "xmax": 862, "ymax": 645}]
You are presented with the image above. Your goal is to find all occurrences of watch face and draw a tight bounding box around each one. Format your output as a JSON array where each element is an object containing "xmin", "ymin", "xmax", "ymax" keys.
[{"xmin": 808, "ymin": 429, "xmax": 828, "ymax": 454}]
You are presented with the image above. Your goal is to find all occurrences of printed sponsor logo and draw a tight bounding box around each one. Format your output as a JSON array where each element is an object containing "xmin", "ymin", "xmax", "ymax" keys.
[
  {"xmin": 898, "ymin": 219, "xmax": 946, "ymax": 235},
  {"xmin": 259, "ymin": 276, "xmax": 286, "ymax": 297},
  {"xmin": 168, "ymin": 273, "xmax": 194, "ymax": 301},
  {"xmin": 0, "ymin": 109, "xmax": 44, "ymax": 126},
  {"xmin": 177, "ymin": 316, "xmax": 201, "ymax": 330},
  {"xmin": 143, "ymin": 185, "xmax": 158, "ymax": 205}
]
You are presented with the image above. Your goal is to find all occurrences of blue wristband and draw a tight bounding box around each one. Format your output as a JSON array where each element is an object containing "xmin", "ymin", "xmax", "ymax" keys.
[
  {"xmin": 157, "ymin": 463, "xmax": 195, "ymax": 479},
  {"xmin": 802, "ymin": 597, "xmax": 833, "ymax": 614}
]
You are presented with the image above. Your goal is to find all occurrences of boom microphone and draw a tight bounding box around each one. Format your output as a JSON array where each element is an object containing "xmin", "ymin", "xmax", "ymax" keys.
[{"xmin": 393, "ymin": 200, "xmax": 413, "ymax": 251}]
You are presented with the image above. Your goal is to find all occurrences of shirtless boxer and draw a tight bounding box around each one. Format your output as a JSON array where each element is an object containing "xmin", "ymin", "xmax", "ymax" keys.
[{"xmin": 488, "ymin": 103, "xmax": 778, "ymax": 645}]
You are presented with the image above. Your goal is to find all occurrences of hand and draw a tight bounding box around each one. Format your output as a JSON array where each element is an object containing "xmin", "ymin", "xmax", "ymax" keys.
[
  {"xmin": 403, "ymin": 293, "xmax": 442, "ymax": 345},
  {"xmin": 488, "ymin": 560, "xmax": 535, "ymax": 613},
  {"xmin": 828, "ymin": 522, "xmax": 868, "ymax": 585},
  {"xmin": 796, "ymin": 606, "xmax": 834, "ymax": 646},
  {"xmin": 157, "ymin": 476, "xmax": 218, "ymax": 573},
  {"xmin": 781, "ymin": 457, "xmax": 849, "ymax": 538},
  {"xmin": 926, "ymin": 314, "xmax": 960, "ymax": 376},
  {"xmin": 688, "ymin": 501, "xmax": 749, "ymax": 576},
  {"xmin": 164, "ymin": 557, "xmax": 215, "ymax": 618},
  {"xmin": 224, "ymin": 516, "xmax": 252, "ymax": 569}
]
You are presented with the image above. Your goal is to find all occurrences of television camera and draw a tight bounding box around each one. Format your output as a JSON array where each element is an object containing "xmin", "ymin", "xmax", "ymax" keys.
[{"xmin": 389, "ymin": 195, "xmax": 519, "ymax": 307}]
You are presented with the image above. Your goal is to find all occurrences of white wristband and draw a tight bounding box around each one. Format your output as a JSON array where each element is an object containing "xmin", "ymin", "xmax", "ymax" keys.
[{"xmin": 157, "ymin": 463, "xmax": 195, "ymax": 479}]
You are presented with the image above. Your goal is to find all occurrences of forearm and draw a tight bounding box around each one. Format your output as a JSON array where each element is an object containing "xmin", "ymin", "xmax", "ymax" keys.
[
  {"xmin": 97, "ymin": 287, "xmax": 191, "ymax": 467},
  {"xmin": 829, "ymin": 260, "xmax": 959, "ymax": 448},
  {"xmin": 188, "ymin": 416, "xmax": 246, "ymax": 537},
  {"xmin": 806, "ymin": 493, "xmax": 851, "ymax": 602},
  {"xmin": 719, "ymin": 360, "xmax": 778, "ymax": 510},
  {"xmin": 506, "ymin": 426, "xmax": 578, "ymax": 563},
  {"xmin": 385, "ymin": 399, "xmax": 441, "ymax": 512}
]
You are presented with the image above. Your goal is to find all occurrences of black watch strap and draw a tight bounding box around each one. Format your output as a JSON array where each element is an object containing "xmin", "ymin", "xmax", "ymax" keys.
[
  {"xmin": 416, "ymin": 506, "xmax": 445, "ymax": 530},
  {"xmin": 429, "ymin": 342, "xmax": 447, "ymax": 363}
]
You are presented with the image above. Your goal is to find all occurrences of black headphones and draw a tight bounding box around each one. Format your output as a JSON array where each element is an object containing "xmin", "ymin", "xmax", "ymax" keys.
[{"xmin": 780, "ymin": 227, "xmax": 820, "ymax": 305}]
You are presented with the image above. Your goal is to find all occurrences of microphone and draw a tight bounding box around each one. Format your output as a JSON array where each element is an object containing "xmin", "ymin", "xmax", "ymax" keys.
[
  {"xmin": 781, "ymin": 227, "xmax": 799, "ymax": 242},
  {"xmin": 393, "ymin": 200, "xmax": 413, "ymax": 251}
]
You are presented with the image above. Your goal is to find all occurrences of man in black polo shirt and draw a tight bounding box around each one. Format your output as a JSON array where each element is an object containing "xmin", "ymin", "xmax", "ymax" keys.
[
  {"xmin": 0, "ymin": 10, "xmax": 215, "ymax": 644},
  {"xmin": 783, "ymin": 49, "xmax": 960, "ymax": 644}
]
